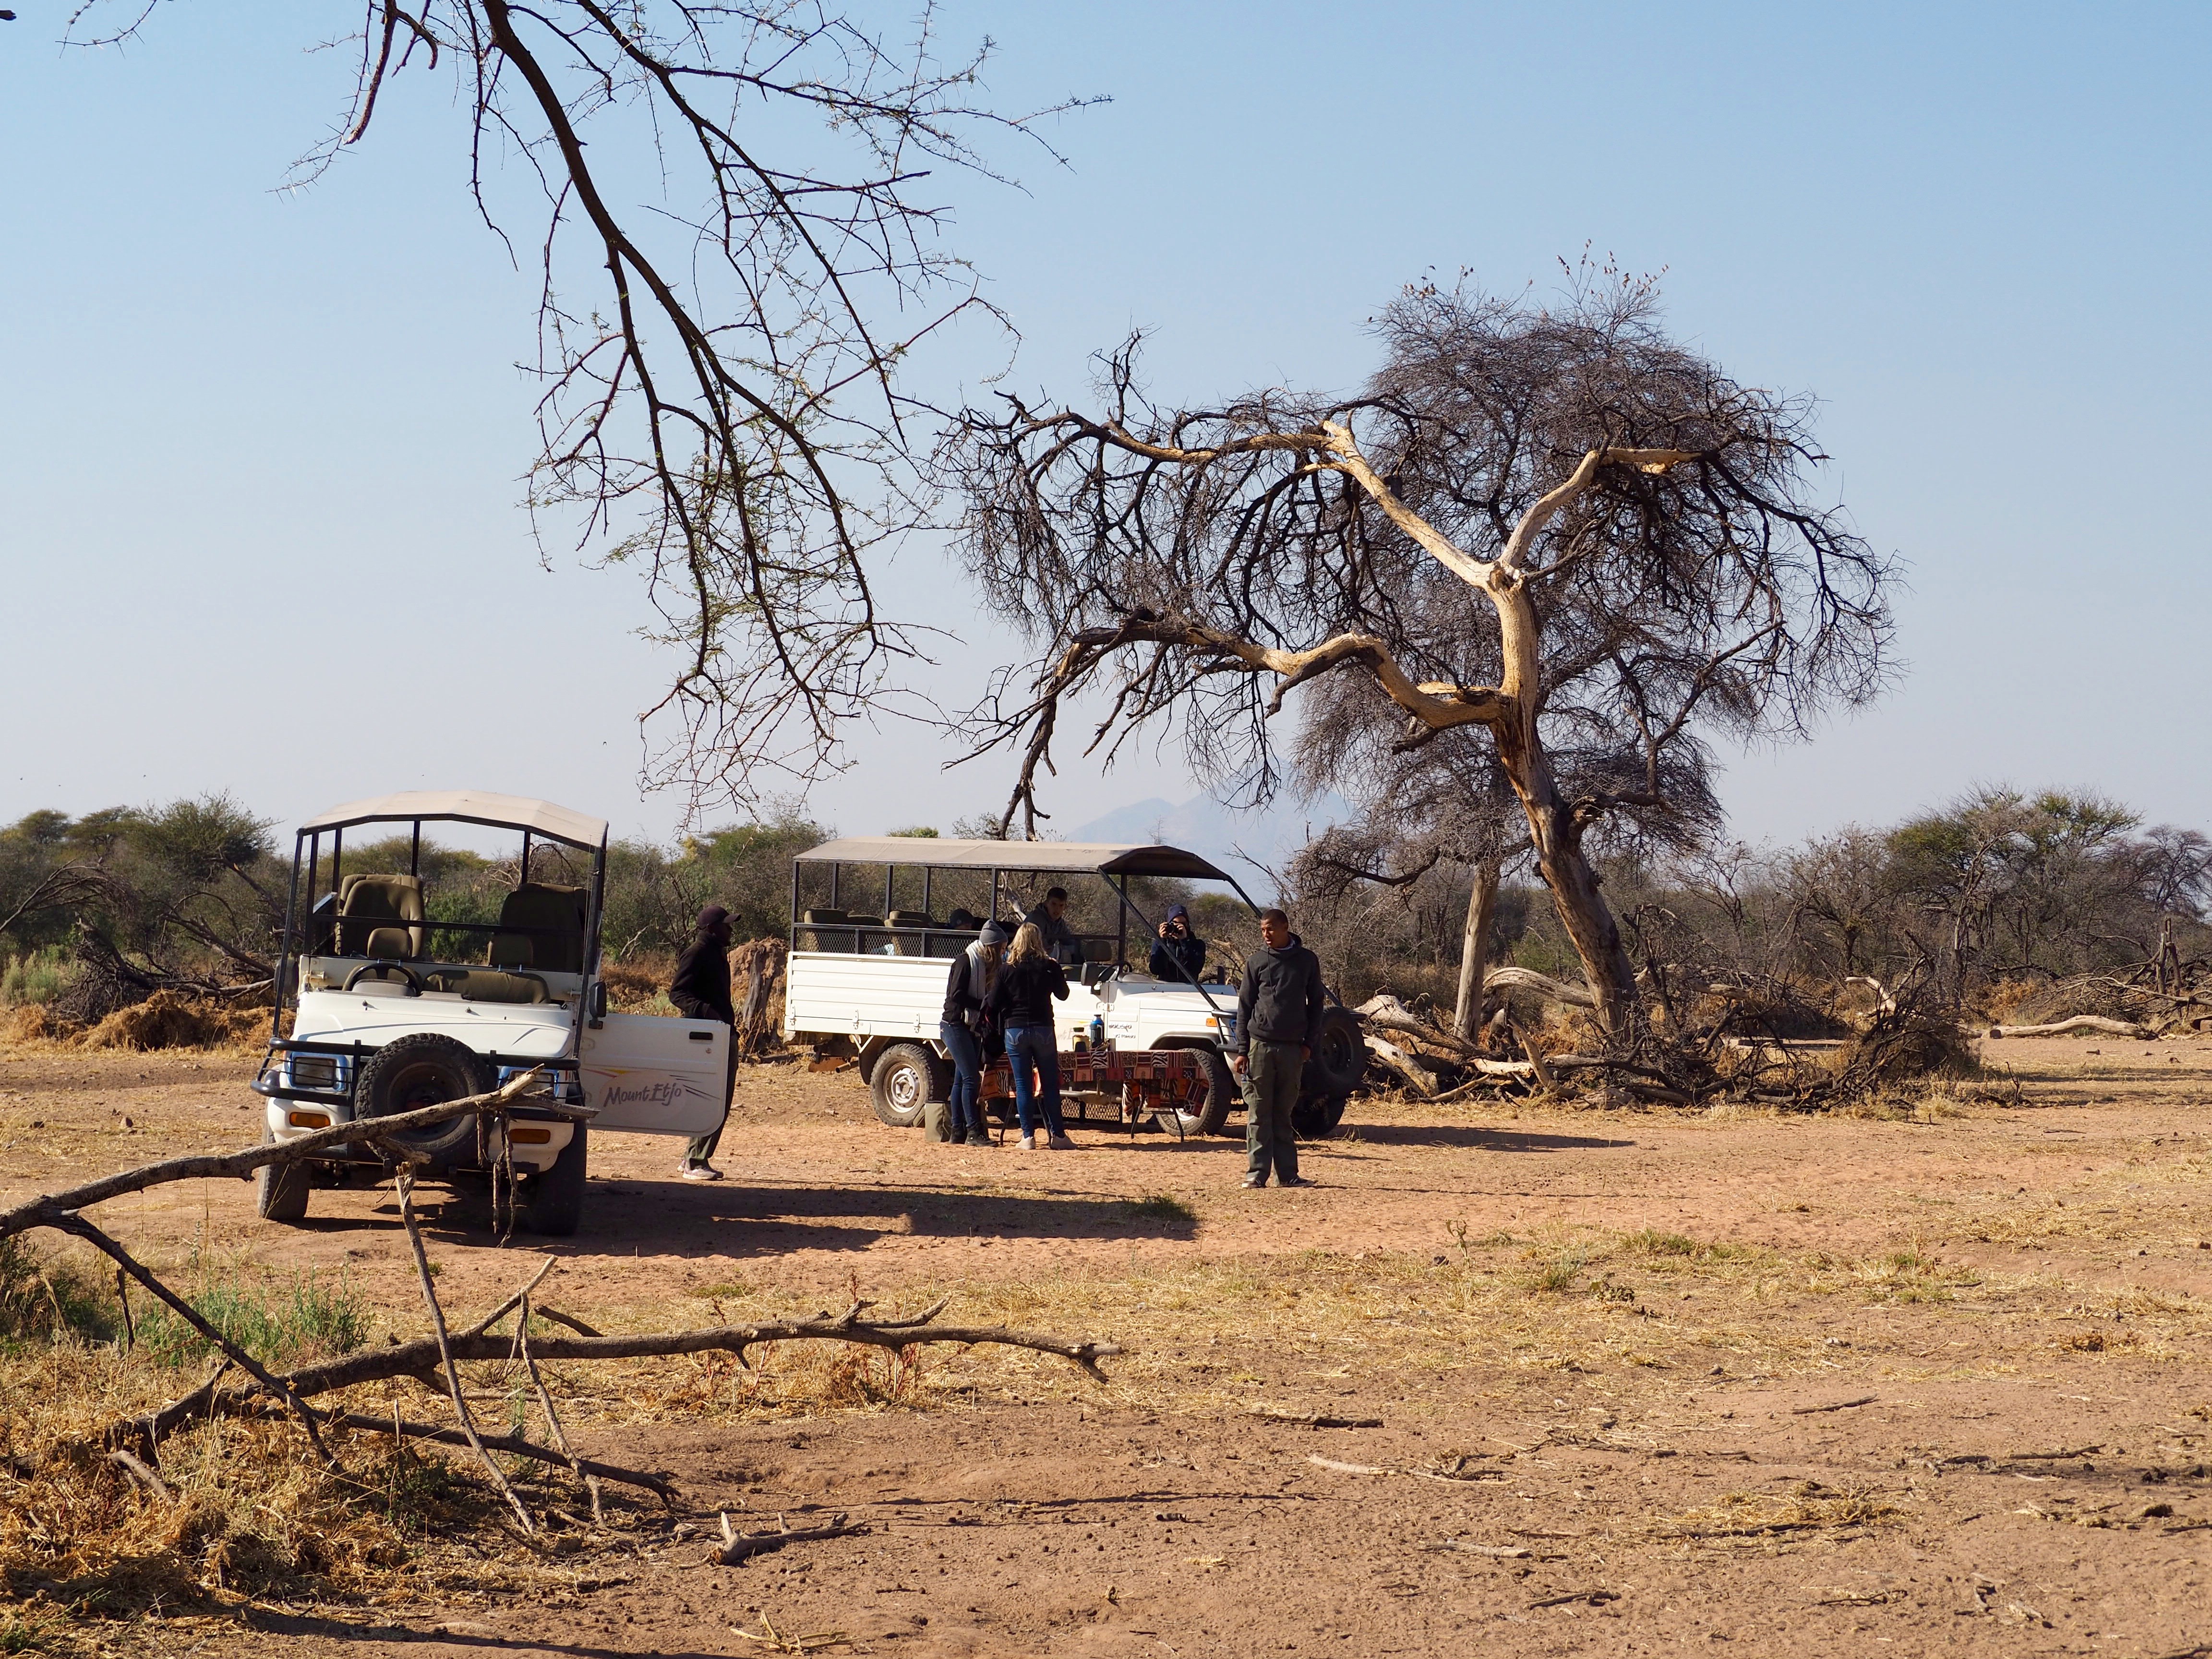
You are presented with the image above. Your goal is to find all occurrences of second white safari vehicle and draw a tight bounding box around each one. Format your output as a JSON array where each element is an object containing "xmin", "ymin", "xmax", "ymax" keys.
[
  {"xmin": 251, "ymin": 791, "xmax": 733, "ymax": 1235},
  {"xmin": 781, "ymin": 838, "xmax": 1367, "ymax": 1137}
]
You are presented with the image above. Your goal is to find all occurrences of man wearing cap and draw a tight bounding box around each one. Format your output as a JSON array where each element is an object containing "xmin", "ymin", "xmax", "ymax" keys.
[
  {"xmin": 667, "ymin": 904, "xmax": 736, "ymax": 1180},
  {"xmin": 1147, "ymin": 903, "xmax": 1206, "ymax": 984},
  {"xmin": 940, "ymin": 919, "xmax": 1007, "ymax": 1147}
]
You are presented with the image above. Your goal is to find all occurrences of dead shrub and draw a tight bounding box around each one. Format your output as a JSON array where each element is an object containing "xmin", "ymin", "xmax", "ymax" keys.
[
  {"xmin": 78, "ymin": 992, "xmax": 264, "ymax": 1054},
  {"xmin": 600, "ymin": 955, "xmax": 675, "ymax": 1013},
  {"xmin": 1, "ymin": 1006, "xmax": 84, "ymax": 1047}
]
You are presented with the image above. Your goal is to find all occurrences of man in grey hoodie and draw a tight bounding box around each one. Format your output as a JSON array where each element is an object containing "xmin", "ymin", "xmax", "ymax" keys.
[{"xmin": 1227, "ymin": 907, "xmax": 1325, "ymax": 1188}]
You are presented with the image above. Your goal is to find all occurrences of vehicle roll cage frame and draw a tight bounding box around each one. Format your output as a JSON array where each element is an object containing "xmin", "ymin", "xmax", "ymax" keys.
[
  {"xmin": 258, "ymin": 805, "xmax": 611, "ymax": 1117},
  {"xmin": 787, "ymin": 844, "xmax": 1265, "ymax": 1021}
]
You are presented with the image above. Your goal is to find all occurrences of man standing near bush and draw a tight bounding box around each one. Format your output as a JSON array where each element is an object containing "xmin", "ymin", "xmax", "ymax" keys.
[
  {"xmin": 667, "ymin": 904, "xmax": 735, "ymax": 1181},
  {"xmin": 1227, "ymin": 907, "xmax": 1324, "ymax": 1189}
]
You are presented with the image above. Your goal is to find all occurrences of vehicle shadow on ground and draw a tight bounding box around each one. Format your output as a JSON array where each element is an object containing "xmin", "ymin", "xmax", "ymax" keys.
[
  {"xmin": 1346, "ymin": 1123, "xmax": 1636, "ymax": 1152},
  {"xmin": 387, "ymin": 1179, "xmax": 1201, "ymax": 1256}
]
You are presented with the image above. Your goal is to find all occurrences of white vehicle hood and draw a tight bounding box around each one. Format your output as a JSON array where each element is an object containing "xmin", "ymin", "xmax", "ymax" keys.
[{"xmin": 293, "ymin": 988, "xmax": 576, "ymax": 1058}]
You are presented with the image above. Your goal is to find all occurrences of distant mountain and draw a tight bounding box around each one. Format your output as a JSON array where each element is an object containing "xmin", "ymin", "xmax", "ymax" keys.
[{"xmin": 1070, "ymin": 793, "xmax": 1346, "ymax": 888}]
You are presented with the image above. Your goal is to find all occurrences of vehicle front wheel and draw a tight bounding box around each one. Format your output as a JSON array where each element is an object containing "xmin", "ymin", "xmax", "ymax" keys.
[
  {"xmin": 254, "ymin": 1127, "xmax": 312, "ymax": 1222},
  {"xmin": 1158, "ymin": 1046, "xmax": 1238, "ymax": 1138},
  {"xmin": 869, "ymin": 1042, "xmax": 945, "ymax": 1128},
  {"xmin": 519, "ymin": 1125, "xmax": 586, "ymax": 1237}
]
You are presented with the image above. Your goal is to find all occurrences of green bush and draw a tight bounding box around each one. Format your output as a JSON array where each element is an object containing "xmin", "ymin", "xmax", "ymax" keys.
[{"xmin": 0, "ymin": 948, "xmax": 73, "ymax": 1007}]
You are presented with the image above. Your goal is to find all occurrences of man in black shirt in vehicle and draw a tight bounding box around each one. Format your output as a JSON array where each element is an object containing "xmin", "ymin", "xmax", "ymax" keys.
[
  {"xmin": 1227, "ymin": 906, "xmax": 1324, "ymax": 1189},
  {"xmin": 667, "ymin": 904, "xmax": 735, "ymax": 1181}
]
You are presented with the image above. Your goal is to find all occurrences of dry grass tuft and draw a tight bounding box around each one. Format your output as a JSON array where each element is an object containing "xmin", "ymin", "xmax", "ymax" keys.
[{"xmin": 1659, "ymin": 1479, "xmax": 1901, "ymax": 1540}]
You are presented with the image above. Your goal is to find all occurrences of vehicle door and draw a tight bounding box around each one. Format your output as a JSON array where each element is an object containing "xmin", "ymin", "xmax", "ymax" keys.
[{"xmin": 578, "ymin": 1011, "xmax": 730, "ymax": 1135}]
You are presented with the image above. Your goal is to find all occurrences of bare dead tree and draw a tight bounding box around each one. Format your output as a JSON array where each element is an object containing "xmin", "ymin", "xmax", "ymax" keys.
[
  {"xmin": 943, "ymin": 275, "xmax": 1894, "ymax": 1039},
  {"xmin": 63, "ymin": 1, "xmax": 1093, "ymax": 812}
]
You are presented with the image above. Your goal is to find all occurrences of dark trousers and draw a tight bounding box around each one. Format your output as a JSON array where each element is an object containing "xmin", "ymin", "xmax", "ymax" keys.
[
  {"xmin": 685, "ymin": 1026, "xmax": 736, "ymax": 1165},
  {"xmin": 1002, "ymin": 1023, "xmax": 1065, "ymax": 1138},
  {"xmin": 1240, "ymin": 1038, "xmax": 1303, "ymax": 1184},
  {"xmin": 939, "ymin": 1019, "xmax": 986, "ymax": 1140}
]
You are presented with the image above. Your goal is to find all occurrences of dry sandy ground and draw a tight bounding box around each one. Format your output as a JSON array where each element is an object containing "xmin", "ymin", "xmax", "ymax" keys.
[{"xmin": 3, "ymin": 1035, "xmax": 2211, "ymax": 1657}]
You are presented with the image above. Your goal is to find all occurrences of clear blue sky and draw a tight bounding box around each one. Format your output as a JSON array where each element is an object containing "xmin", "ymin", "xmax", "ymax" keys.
[{"xmin": 3, "ymin": 2, "xmax": 2207, "ymax": 851}]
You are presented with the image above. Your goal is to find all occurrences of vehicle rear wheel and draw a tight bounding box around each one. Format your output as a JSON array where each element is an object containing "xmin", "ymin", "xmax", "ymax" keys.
[
  {"xmin": 520, "ymin": 1125, "xmax": 586, "ymax": 1237},
  {"xmin": 1291, "ymin": 1092, "xmax": 1348, "ymax": 1139},
  {"xmin": 356, "ymin": 1033, "xmax": 494, "ymax": 1155},
  {"xmin": 1158, "ymin": 1046, "xmax": 1238, "ymax": 1138},
  {"xmin": 254, "ymin": 1126, "xmax": 312, "ymax": 1223},
  {"xmin": 1302, "ymin": 1007, "xmax": 1368, "ymax": 1099},
  {"xmin": 869, "ymin": 1042, "xmax": 945, "ymax": 1128}
]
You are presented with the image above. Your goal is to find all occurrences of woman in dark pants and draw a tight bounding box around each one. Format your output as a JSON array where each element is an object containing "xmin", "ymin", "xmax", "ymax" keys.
[
  {"xmin": 667, "ymin": 904, "xmax": 735, "ymax": 1180},
  {"xmin": 986, "ymin": 922, "xmax": 1074, "ymax": 1150}
]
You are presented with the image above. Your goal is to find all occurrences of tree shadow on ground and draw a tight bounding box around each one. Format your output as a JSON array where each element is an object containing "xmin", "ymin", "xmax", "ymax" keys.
[{"xmin": 1346, "ymin": 1123, "xmax": 1636, "ymax": 1152}]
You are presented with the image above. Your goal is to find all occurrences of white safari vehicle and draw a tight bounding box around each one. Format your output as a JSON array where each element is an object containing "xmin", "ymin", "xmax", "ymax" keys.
[
  {"xmin": 782, "ymin": 838, "xmax": 1366, "ymax": 1137},
  {"xmin": 251, "ymin": 791, "xmax": 731, "ymax": 1234}
]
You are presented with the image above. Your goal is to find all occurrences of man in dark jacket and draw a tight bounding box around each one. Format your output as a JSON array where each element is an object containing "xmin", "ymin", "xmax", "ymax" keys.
[
  {"xmin": 1227, "ymin": 907, "xmax": 1325, "ymax": 1188},
  {"xmin": 1147, "ymin": 903, "xmax": 1205, "ymax": 984},
  {"xmin": 668, "ymin": 904, "xmax": 735, "ymax": 1180},
  {"xmin": 1023, "ymin": 887, "xmax": 1081, "ymax": 964}
]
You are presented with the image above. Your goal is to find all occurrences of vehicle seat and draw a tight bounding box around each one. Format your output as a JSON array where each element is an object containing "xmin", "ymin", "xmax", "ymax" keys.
[
  {"xmin": 487, "ymin": 883, "xmax": 586, "ymax": 973},
  {"xmin": 337, "ymin": 874, "xmax": 424, "ymax": 957},
  {"xmin": 363, "ymin": 927, "xmax": 413, "ymax": 960},
  {"xmin": 799, "ymin": 908, "xmax": 850, "ymax": 952},
  {"xmin": 426, "ymin": 968, "xmax": 550, "ymax": 1005}
]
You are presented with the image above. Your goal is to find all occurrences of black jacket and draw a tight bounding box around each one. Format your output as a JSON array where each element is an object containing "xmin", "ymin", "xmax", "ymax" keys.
[
  {"xmin": 668, "ymin": 934, "xmax": 734, "ymax": 1024},
  {"xmin": 988, "ymin": 954, "xmax": 1069, "ymax": 1028},
  {"xmin": 1230, "ymin": 933, "xmax": 1325, "ymax": 1053},
  {"xmin": 1147, "ymin": 928, "xmax": 1205, "ymax": 984},
  {"xmin": 943, "ymin": 949, "xmax": 994, "ymax": 1026}
]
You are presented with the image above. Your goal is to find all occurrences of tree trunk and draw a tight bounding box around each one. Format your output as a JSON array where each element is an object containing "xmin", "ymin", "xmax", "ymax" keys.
[
  {"xmin": 1486, "ymin": 579, "xmax": 1639, "ymax": 1039},
  {"xmin": 1452, "ymin": 860, "xmax": 1499, "ymax": 1038}
]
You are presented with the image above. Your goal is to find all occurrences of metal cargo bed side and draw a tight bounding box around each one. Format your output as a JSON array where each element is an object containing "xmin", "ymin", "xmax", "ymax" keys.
[{"xmin": 783, "ymin": 951, "xmax": 948, "ymax": 1043}]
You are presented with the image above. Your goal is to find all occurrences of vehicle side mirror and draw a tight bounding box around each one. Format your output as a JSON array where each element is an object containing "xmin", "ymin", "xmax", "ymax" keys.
[{"xmin": 588, "ymin": 981, "xmax": 607, "ymax": 1023}]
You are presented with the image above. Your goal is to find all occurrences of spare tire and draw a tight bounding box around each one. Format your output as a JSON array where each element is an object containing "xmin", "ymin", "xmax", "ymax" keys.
[
  {"xmin": 1292, "ymin": 1092, "xmax": 1348, "ymax": 1139},
  {"xmin": 1303, "ymin": 1007, "xmax": 1367, "ymax": 1098},
  {"xmin": 355, "ymin": 1033, "xmax": 494, "ymax": 1156}
]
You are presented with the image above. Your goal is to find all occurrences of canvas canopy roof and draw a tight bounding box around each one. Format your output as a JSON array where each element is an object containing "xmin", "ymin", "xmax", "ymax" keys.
[
  {"xmin": 795, "ymin": 837, "xmax": 1235, "ymax": 882},
  {"xmin": 298, "ymin": 792, "xmax": 609, "ymax": 851}
]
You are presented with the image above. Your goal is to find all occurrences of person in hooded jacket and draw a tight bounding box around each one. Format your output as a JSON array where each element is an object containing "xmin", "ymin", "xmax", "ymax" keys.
[
  {"xmin": 1147, "ymin": 903, "xmax": 1206, "ymax": 984},
  {"xmin": 1227, "ymin": 906, "xmax": 1325, "ymax": 1188},
  {"xmin": 668, "ymin": 904, "xmax": 736, "ymax": 1180},
  {"xmin": 940, "ymin": 920, "xmax": 1006, "ymax": 1147}
]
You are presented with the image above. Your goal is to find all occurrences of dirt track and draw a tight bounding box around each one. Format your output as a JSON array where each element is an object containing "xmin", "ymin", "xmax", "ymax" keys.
[{"xmin": 3, "ymin": 1036, "xmax": 2211, "ymax": 1656}]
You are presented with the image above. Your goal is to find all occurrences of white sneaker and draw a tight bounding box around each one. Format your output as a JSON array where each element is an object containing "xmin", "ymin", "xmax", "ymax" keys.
[
  {"xmin": 677, "ymin": 1162, "xmax": 723, "ymax": 1182},
  {"xmin": 1018, "ymin": 1134, "xmax": 1035, "ymax": 1150},
  {"xmin": 1047, "ymin": 1133, "xmax": 1076, "ymax": 1150}
]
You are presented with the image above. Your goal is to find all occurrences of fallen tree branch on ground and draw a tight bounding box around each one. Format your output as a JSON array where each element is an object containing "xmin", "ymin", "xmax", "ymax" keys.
[
  {"xmin": 0, "ymin": 1070, "xmax": 553, "ymax": 1242},
  {"xmin": 712, "ymin": 1511, "xmax": 867, "ymax": 1566},
  {"xmin": 1985, "ymin": 1015, "xmax": 2152, "ymax": 1040},
  {"xmin": 109, "ymin": 1302, "xmax": 1123, "ymax": 1454}
]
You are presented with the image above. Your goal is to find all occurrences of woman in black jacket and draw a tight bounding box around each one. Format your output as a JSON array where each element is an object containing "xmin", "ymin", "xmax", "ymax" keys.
[{"xmin": 986, "ymin": 922, "xmax": 1073, "ymax": 1149}]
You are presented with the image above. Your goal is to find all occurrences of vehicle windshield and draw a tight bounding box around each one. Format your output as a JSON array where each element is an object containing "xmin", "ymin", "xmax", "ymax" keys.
[
  {"xmin": 287, "ymin": 823, "xmax": 601, "ymax": 1008},
  {"xmin": 790, "ymin": 858, "xmax": 1258, "ymax": 983}
]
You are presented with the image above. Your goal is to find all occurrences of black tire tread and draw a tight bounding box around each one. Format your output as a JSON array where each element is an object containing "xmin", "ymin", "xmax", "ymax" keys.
[{"xmin": 869, "ymin": 1042, "xmax": 943, "ymax": 1128}]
